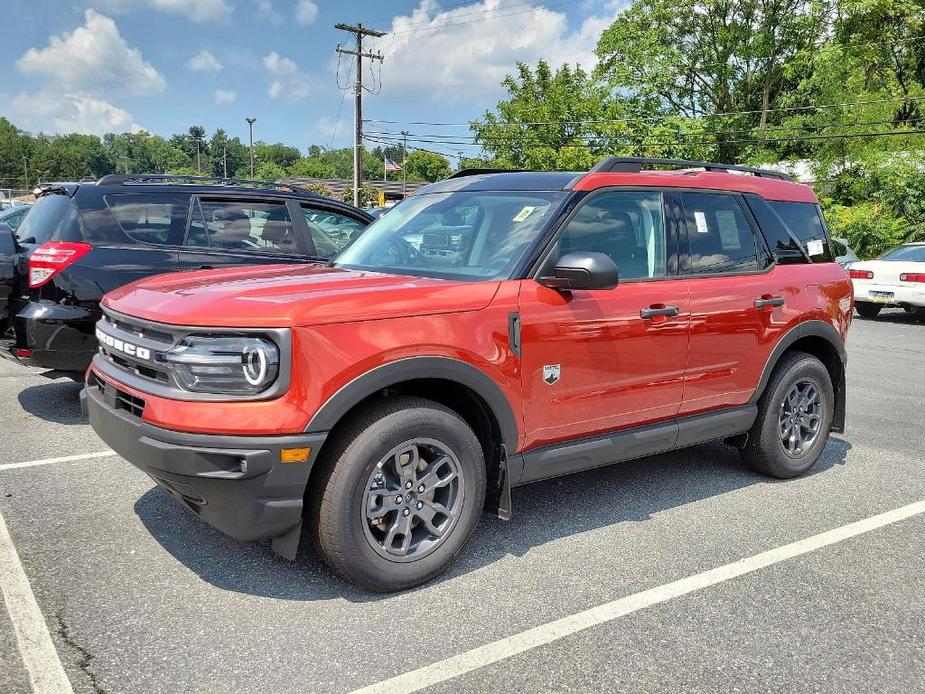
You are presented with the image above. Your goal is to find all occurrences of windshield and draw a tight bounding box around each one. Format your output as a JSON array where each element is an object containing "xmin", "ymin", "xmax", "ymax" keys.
[
  {"xmin": 879, "ymin": 244, "xmax": 925, "ymax": 262},
  {"xmin": 334, "ymin": 191, "xmax": 567, "ymax": 281},
  {"xmin": 15, "ymin": 194, "xmax": 80, "ymax": 243}
]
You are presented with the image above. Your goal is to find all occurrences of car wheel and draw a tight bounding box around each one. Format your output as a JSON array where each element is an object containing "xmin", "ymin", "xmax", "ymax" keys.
[
  {"xmin": 855, "ymin": 301, "xmax": 882, "ymax": 318},
  {"xmin": 309, "ymin": 396, "xmax": 486, "ymax": 592},
  {"xmin": 741, "ymin": 351, "xmax": 834, "ymax": 479}
]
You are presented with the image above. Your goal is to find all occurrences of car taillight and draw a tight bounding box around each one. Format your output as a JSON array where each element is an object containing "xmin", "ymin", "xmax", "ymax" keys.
[
  {"xmin": 28, "ymin": 241, "xmax": 92, "ymax": 288},
  {"xmin": 900, "ymin": 272, "xmax": 925, "ymax": 283},
  {"xmin": 849, "ymin": 269, "xmax": 873, "ymax": 280}
]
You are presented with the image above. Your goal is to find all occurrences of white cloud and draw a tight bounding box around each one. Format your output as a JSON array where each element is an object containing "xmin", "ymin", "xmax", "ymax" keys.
[
  {"xmin": 214, "ymin": 89, "xmax": 237, "ymax": 105},
  {"xmin": 93, "ymin": 0, "xmax": 232, "ymax": 23},
  {"xmin": 256, "ymin": 0, "xmax": 283, "ymax": 25},
  {"xmin": 370, "ymin": 0, "xmax": 620, "ymax": 102},
  {"xmin": 187, "ymin": 50, "xmax": 222, "ymax": 72},
  {"xmin": 296, "ymin": 0, "xmax": 318, "ymax": 25},
  {"xmin": 10, "ymin": 91, "xmax": 142, "ymax": 135},
  {"xmin": 263, "ymin": 51, "xmax": 313, "ymax": 102},
  {"xmin": 16, "ymin": 10, "xmax": 166, "ymax": 95}
]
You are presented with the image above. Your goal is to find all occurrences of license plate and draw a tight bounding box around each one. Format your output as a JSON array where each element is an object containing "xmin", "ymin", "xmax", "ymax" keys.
[{"xmin": 870, "ymin": 291, "xmax": 893, "ymax": 303}]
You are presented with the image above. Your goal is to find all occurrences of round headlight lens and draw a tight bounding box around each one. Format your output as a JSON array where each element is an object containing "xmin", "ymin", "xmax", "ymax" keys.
[
  {"xmin": 242, "ymin": 344, "xmax": 269, "ymax": 386},
  {"xmin": 162, "ymin": 335, "xmax": 280, "ymax": 395}
]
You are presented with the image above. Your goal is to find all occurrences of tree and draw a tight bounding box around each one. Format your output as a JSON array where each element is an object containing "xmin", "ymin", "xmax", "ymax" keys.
[
  {"xmin": 471, "ymin": 60, "xmax": 713, "ymax": 169},
  {"xmin": 595, "ymin": 0, "xmax": 830, "ymax": 160},
  {"xmin": 30, "ymin": 134, "xmax": 112, "ymax": 181},
  {"xmin": 403, "ymin": 150, "xmax": 452, "ymax": 181},
  {"xmin": 254, "ymin": 161, "xmax": 287, "ymax": 182},
  {"xmin": 254, "ymin": 142, "xmax": 301, "ymax": 169},
  {"xmin": 208, "ymin": 130, "xmax": 248, "ymax": 178},
  {"xmin": 341, "ymin": 184, "xmax": 380, "ymax": 206}
]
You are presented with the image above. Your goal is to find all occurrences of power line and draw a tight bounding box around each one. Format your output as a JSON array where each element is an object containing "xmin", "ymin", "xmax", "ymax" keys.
[
  {"xmin": 387, "ymin": 0, "xmax": 587, "ymax": 35},
  {"xmin": 366, "ymin": 93, "xmax": 925, "ymax": 131}
]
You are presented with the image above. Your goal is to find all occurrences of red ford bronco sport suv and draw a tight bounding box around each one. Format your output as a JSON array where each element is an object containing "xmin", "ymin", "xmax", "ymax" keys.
[{"xmin": 84, "ymin": 158, "xmax": 853, "ymax": 591}]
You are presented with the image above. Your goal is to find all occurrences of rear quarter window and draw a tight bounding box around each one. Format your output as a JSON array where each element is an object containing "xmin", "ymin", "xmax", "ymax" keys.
[
  {"xmin": 768, "ymin": 201, "xmax": 834, "ymax": 262},
  {"xmin": 15, "ymin": 194, "xmax": 81, "ymax": 244}
]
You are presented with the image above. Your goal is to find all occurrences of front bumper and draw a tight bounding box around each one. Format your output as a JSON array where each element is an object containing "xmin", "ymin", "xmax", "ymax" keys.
[
  {"xmin": 83, "ymin": 377, "xmax": 326, "ymax": 552},
  {"xmin": 0, "ymin": 300, "xmax": 99, "ymax": 372},
  {"xmin": 853, "ymin": 282, "xmax": 925, "ymax": 308}
]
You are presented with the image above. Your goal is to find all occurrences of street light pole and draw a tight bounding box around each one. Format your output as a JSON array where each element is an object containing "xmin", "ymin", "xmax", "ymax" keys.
[
  {"xmin": 246, "ymin": 117, "xmax": 256, "ymax": 178},
  {"xmin": 22, "ymin": 156, "xmax": 28, "ymax": 190},
  {"xmin": 401, "ymin": 131, "xmax": 409, "ymax": 198}
]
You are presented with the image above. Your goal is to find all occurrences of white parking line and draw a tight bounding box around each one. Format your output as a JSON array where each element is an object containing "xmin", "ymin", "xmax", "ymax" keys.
[
  {"xmin": 0, "ymin": 451, "xmax": 115, "ymax": 472},
  {"xmin": 0, "ymin": 510, "xmax": 73, "ymax": 693},
  {"xmin": 351, "ymin": 499, "xmax": 925, "ymax": 694}
]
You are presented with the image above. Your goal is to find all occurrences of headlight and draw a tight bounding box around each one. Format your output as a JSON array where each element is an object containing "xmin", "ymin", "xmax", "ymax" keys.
[{"xmin": 161, "ymin": 335, "xmax": 280, "ymax": 395}]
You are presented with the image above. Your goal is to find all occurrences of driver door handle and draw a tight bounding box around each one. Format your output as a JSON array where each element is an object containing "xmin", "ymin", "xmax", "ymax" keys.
[
  {"xmin": 754, "ymin": 296, "xmax": 785, "ymax": 308},
  {"xmin": 640, "ymin": 305, "xmax": 680, "ymax": 319}
]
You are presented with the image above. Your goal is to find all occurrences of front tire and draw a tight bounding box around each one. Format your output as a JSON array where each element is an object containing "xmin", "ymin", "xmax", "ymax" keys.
[
  {"xmin": 741, "ymin": 351, "xmax": 834, "ymax": 479},
  {"xmin": 309, "ymin": 396, "xmax": 486, "ymax": 592},
  {"xmin": 855, "ymin": 301, "xmax": 882, "ymax": 319}
]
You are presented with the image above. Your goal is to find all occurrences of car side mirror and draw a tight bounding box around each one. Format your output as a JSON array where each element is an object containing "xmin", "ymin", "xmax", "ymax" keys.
[{"xmin": 539, "ymin": 251, "xmax": 619, "ymax": 291}]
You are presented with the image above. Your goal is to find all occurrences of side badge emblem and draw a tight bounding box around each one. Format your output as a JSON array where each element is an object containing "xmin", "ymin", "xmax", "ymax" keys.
[{"xmin": 543, "ymin": 364, "xmax": 560, "ymax": 385}]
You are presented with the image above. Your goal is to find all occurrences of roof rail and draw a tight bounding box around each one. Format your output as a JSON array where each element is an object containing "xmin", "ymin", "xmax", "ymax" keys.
[
  {"xmin": 589, "ymin": 157, "xmax": 792, "ymax": 181},
  {"xmin": 95, "ymin": 173, "xmax": 319, "ymax": 195},
  {"xmin": 447, "ymin": 167, "xmax": 526, "ymax": 179}
]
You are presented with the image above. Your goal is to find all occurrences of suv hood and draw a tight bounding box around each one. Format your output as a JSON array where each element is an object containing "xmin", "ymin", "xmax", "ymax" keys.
[{"xmin": 102, "ymin": 264, "xmax": 501, "ymax": 327}]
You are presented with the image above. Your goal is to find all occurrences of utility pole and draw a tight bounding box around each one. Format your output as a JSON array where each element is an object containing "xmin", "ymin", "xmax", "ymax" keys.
[
  {"xmin": 195, "ymin": 139, "xmax": 202, "ymax": 174},
  {"xmin": 22, "ymin": 156, "xmax": 28, "ymax": 190},
  {"xmin": 246, "ymin": 117, "xmax": 256, "ymax": 178},
  {"xmin": 401, "ymin": 130, "xmax": 409, "ymax": 198},
  {"xmin": 223, "ymin": 142, "xmax": 228, "ymax": 178},
  {"xmin": 458, "ymin": 151, "xmax": 465, "ymax": 171},
  {"xmin": 336, "ymin": 22, "xmax": 385, "ymax": 207}
]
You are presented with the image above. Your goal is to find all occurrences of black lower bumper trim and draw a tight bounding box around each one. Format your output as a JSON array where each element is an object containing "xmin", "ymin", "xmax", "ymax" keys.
[{"xmin": 84, "ymin": 382, "xmax": 326, "ymax": 546}]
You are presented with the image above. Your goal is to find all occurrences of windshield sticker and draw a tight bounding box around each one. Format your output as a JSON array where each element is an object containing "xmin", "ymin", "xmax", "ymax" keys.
[
  {"xmin": 807, "ymin": 239, "xmax": 824, "ymax": 256},
  {"xmin": 513, "ymin": 206, "xmax": 536, "ymax": 223},
  {"xmin": 694, "ymin": 210, "xmax": 709, "ymax": 233}
]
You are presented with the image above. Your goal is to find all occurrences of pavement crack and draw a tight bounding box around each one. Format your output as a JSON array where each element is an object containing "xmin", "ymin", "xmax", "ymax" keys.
[{"xmin": 55, "ymin": 612, "xmax": 110, "ymax": 694}]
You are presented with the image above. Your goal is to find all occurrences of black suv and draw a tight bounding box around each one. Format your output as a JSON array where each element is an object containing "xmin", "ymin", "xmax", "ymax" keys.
[{"xmin": 0, "ymin": 175, "xmax": 372, "ymax": 377}]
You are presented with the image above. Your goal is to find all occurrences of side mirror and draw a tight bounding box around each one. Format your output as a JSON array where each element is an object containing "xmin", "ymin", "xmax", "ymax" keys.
[{"xmin": 539, "ymin": 251, "xmax": 619, "ymax": 291}]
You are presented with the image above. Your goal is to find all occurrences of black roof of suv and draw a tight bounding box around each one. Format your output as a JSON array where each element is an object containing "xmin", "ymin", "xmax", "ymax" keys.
[{"xmin": 0, "ymin": 173, "xmax": 373, "ymax": 375}]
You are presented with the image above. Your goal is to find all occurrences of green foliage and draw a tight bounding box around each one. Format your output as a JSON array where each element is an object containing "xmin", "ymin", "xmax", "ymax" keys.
[
  {"xmin": 254, "ymin": 161, "xmax": 287, "ymax": 182},
  {"xmin": 300, "ymin": 182, "xmax": 335, "ymax": 198},
  {"xmin": 823, "ymin": 158, "xmax": 925, "ymax": 257},
  {"xmin": 341, "ymin": 185, "xmax": 380, "ymax": 206},
  {"xmin": 403, "ymin": 150, "xmax": 452, "ymax": 182}
]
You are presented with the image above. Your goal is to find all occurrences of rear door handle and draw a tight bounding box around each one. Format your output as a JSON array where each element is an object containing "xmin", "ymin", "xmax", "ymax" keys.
[
  {"xmin": 754, "ymin": 296, "xmax": 785, "ymax": 308},
  {"xmin": 199, "ymin": 265, "xmax": 214, "ymax": 270},
  {"xmin": 640, "ymin": 305, "xmax": 680, "ymax": 319}
]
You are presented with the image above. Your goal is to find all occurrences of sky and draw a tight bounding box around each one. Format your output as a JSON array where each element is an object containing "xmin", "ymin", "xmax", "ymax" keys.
[{"xmin": 0, "ymin": 0, "xmax": 623, "ymax": 160}]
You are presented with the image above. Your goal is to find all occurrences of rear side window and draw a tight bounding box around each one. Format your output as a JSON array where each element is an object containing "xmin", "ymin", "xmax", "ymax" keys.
[
  {"xmin": 187, "ymin": 199, "xmax": 299, "ymax": 254},
  {"xmin": 15, "ymin": 194, "xmax": 81, "ymax": 243},
  {"xmin": 105, "ymin": 194, "xmax": 190, "ymax": 246},
  {"xmin": 680, "ymin": 192, "xmax": 759, "ymax": 274},
  {"xmin": 768, "ymin": 201, "xmax": 834, "ymax": 262}
]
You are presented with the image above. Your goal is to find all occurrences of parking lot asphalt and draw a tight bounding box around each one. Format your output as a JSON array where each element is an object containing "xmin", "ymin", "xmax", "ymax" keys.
[{"xmin": 1, "ymin": 310, "xmax": 924, "ymax": 694}]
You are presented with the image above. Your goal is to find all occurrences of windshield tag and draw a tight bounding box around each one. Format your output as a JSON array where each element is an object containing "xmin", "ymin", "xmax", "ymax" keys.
[
  {"xmin": 513, "ymin": 206, "xmax": 536, "ymax": 223},
  {"xmin": 807, "ymin": 239, "xmax": 824, "ymax": 256}
]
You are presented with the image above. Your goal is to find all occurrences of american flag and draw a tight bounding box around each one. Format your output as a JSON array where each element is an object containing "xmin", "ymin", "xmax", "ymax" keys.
[{"xmin": 384, "ymin": 158, "xmax": 402, "ymax": 172}]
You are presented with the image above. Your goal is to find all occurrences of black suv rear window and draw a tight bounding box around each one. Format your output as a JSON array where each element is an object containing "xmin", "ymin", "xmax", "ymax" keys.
[
  {"xmin": 15, "ymin": 194, "xmax": 81, "ymax": 244},
  {"xmin": 105, "ymin": 194, "xmax": 191, "ymax": 246}
]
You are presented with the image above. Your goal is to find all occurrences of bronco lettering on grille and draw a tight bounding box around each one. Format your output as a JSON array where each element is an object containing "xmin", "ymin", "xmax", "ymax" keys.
[{"xmin": 96, "ymin": 327, "xmax": 152, "ymax": 361}]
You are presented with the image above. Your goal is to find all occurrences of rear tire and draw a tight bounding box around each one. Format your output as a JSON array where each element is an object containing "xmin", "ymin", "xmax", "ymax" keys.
[
  {"xmin": 741, "ymin": 351, "xmax": 834, "ymax": 479},
  {"xmin": 855, "ymin": 302, "xmax": 882, "ymax": 318},
  {"xmin": 308, "ymin": 396, "xmax": 486, "ymax": 592}
]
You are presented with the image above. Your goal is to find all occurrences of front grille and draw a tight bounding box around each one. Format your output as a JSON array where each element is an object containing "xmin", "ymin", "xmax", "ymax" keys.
[
  {"xmin": 107, "ymin": 316, "xmax": 173, "ymax": 344},
  {"xmin": 96, "ymin": 312, "xmax": 176, "ymax": 386},
  {"xmin": 90, "ymin": 372, "xmax": 146, "ymax": 418}
]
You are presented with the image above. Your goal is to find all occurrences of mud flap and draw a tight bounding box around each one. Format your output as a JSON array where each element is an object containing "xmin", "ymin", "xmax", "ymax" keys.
[
  {"xmin": 485, "ymin": 444, "xmax": 513, "ymax": 521},
  {"xmin": 271, "ymin": 522, "xmax": 302, "ymax": 561}
]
